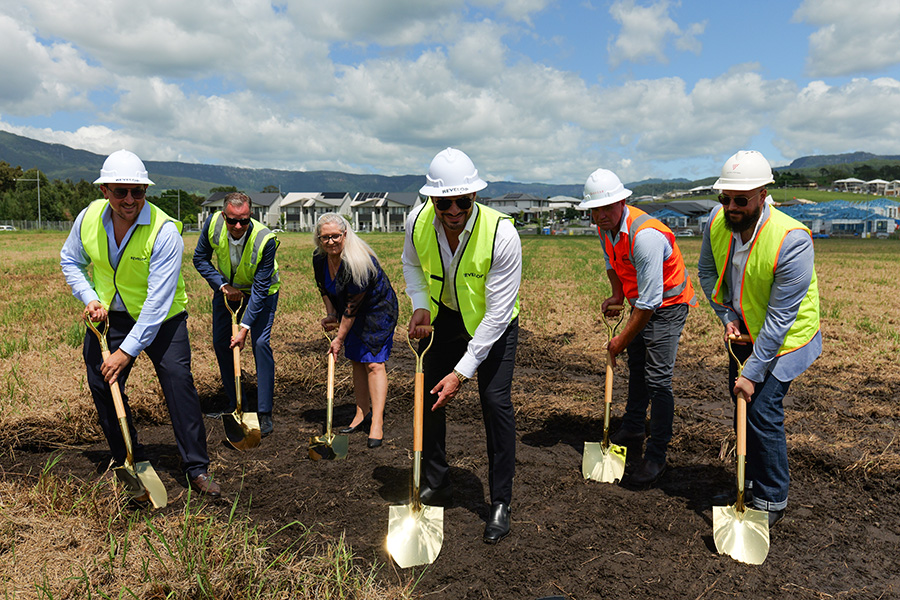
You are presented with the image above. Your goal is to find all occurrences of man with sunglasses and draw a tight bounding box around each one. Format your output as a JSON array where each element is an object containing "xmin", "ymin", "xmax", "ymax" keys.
[
  {"xmin": 193, "ymin": 192, "xmax": 280, "ymax": 438},
  {"xmin": 60, "ymin": 149, "xmax": 218, "ymax": 500},
  {"xmin": 403, "ymin": 147, "xmax": 522, "ymax": 544},
  {"xmin": 698, "ymin": 150, "xmax": 821, "ymax": 527},
  {"xmin": 582, "ymin": 168, "xmax": 697, "ymax": 488}
]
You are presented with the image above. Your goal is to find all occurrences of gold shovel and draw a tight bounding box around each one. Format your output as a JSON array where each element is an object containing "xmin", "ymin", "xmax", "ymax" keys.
[
  {"xmin": 221, "ymin": 293, "xmax": 261, "ymax": 450},
  {"xmin": 308, "ymin": 330, "xmax": 349, "ymax": 460},
  {"xmin": 583, "ymin": 305, "xmax": 627, "ymax": 483},
  {"xmin": 85, "ymin": 314, "xmax": 167, "ymax": 509},
  {"xmin": 712, "ymin": 334, "xmax": 770, "ymax": 565},
  {"xmin": 387, "ymin": 328, "xmax": 443, "ymax": 569}
]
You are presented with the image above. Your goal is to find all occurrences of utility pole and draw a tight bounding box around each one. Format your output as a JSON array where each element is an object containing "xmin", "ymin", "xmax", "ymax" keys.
[{"xmin": 162, "ymin": 190, "xmax": 181, "ymax": 220}]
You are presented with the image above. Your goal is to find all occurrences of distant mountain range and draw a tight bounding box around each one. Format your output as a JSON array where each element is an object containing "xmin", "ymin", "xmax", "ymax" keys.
[{"xmin": 1, "ymin": 129, "xmax": 897, "ymax": 198}]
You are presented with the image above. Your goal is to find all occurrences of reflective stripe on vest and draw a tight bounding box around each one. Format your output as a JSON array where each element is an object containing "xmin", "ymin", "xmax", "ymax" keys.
[
  {"xmin": 80, "ymin": 199, "xmax": 188, "ymax": 321},
  {"xmin": 412, "ymin": 202, "xmax": 519, "ymax": 337},
  {"xmin": 208, "ymin": 212, "xmax": 281, "ymax": 295},
  {"xmin": 709, "ymin": 206, "xmax": 820, "ymax": 355},
  {"xmin": 600, "ymin": 206, "xmax": 697, "ymax": 308}
]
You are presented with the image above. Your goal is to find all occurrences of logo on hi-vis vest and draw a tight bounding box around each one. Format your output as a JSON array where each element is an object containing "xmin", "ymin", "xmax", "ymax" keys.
[
  {"xmin": 463, "ymin": 272, "xmax": 484, "ymax": 279},
  {"xmin": 129, "ymin": 256, "xmax": 150, "ymax": 262}
]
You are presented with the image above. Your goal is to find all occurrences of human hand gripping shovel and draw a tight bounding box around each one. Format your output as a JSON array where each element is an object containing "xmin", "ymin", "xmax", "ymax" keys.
[
  {"xmin": 84, "ymin": 314, "xmax": 167, "ymax": 508},
  {"xmin": 308, "ymin": 330, "xmax": 349, "ymax": 460},
  {"xmin": 582, "ymin": 305, "xmax": 627, "ymax": 483},
  {"xmin": 386, "ymin": 328, "xmax": 443, "ymax": 568},
  {"xmin": 712, "ymin": 334, "xmax": 770, "ymax": 565},
  {"xmin": 222, "ymin": 292, "xmax": 261, "ymax": 450}
]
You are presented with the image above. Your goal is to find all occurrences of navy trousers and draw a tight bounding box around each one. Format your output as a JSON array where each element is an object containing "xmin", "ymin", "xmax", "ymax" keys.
[
  {"xmin": 211, "ymin": 291, "xmax": 278, "ymax": 414},
  {"xmin": 420, "ymin": 307, "xmax": 518, "ymax": 505},
  {"xmin": 83, "ymin": 311, "xmax": 209, "ymax": 479},
  {"xmin": 622, "ymin": 302, "xmax": 688, "ymax": 464}
]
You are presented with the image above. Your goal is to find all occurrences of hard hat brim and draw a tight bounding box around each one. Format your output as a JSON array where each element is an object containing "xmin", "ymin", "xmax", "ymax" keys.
[
  {"xmin": 578, "ymin": 188, "xmax": 632, "ymax": 209},
  {"xmin": 712, "ymin": 177, "xmax": 773, "ymax": 192},
  {"xmin": 419, "ymin": 178, "xmax": 487, "ymax": 197}
]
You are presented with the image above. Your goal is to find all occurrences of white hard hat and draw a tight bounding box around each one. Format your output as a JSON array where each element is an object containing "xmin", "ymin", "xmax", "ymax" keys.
[
  {"xmin": 713, "ymin": 150, "xmax": 774, "ymax": 192},
  {"xmin": 94, "ymin": 149, "xmax": 154, "ymax": 185},
  {"xmin": 579, "ymin": 168, "xmax": 632, "ymax": 209},
  {"xmin": 419, "ymin": 147, "xmax": 487, "ymax": 197}
]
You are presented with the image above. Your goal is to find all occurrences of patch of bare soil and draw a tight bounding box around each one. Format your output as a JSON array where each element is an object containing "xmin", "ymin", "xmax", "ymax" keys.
[{"xmin": 5, "ymin": 323, "xmax": 900, "ymax": 600}]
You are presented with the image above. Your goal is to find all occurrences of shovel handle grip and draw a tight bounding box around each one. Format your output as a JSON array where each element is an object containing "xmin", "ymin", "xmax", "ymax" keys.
[
  {"xmin": 327, "ymin": 353, "xmax": 335, "ymax": 401},
  {"xmin": 728, "ymin": 334, "xmax": 752, "ymax": 343}
]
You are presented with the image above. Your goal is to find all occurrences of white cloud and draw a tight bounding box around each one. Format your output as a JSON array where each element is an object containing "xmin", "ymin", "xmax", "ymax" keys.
[
  {"xmin": 774, "ymin": 77, "xmax": 900, "ymax": 157},
  {"xmin": 607, "ymin": 0, "xmax": 705, "ymax": 68},
  {"xmin": 794, "ymin": 0, "xmax": 900, "ymax": 77}
]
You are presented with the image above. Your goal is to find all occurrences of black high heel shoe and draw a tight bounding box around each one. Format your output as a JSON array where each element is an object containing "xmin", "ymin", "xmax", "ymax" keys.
[
  {"xmin": 339, "ymin": 412, "xmax": 371, "ymax": 434},
  {"xmin": 367, "ymin": 438, "xmax": 382, "ymax": 448}
]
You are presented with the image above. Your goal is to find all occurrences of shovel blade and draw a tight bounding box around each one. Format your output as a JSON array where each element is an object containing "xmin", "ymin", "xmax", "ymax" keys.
[
  {"xmin": 582, "ymin": 441, "xmax": 626, "ymax": 483},
  {"xmin": 308, "ymin": 434, "xmax": 349, "ymax": 461},
  {"xmin": 223, "ymin": 412, "xmax": 261, "ymax": 450},
  {"xmin": 135, "ymin": 461, "xmax": 168, "ymax": 508},
  {"xmin": 113, "ymin": 463, "xmax": 146, "ymax": 498},
  {"xmin": 387, "ymin": 503, "xmax": 444, "ymax": 568},
  {"xmin": 713, "ymin": 504, "xmax": 770, "ymax": 565}
]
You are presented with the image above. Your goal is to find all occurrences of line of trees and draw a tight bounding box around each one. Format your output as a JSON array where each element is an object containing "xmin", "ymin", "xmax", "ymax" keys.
[{"xmin": 0, "ymin": 161, "xmax": 207, "ymax": 224}]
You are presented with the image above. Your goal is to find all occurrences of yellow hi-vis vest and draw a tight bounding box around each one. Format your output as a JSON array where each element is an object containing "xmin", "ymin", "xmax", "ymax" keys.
[
  {"xmin": 208, "ymin": 212, "xmax": 281, "ymax": 295},
  {"xmin": 412, "ymin": 202, "xmax": 519, "ymax": 337},
  {"xmin": 709, "ymin": 206, "xmax": 820, "ymax": 355},
  {"xmin": 80, "ymin": 199, "xmax": 188, "ymax": 321}
]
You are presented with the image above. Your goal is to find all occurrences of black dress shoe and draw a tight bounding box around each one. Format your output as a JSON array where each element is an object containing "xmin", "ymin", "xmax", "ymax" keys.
[
  {"xmin": 766, "ymin": 508, "xmax": 785, "ymax": 528},
  {"xmin": 419, "ymin": 483, "xmax": 453, "ymax": 507},
  {"xmin": 483, "ymin": 502, "xmax": 510, "ymax": 544},
  {"xmin": 367, "ymin": 437, "xmax": 382, "ymax": 448},
  {"xmin": 627, "ymin": 458, "xmax": 666, "ymax": 487},
  {"xmin": 609, "ymin": 427, "xmax": 645, "ymax": 447},
  {"xmin": 339, "ymin": 412, "xmax": 371, "ymax": 434},
  {"xmin": 259, "ymin": 413, "xmax": 273, "ymax": 437}
]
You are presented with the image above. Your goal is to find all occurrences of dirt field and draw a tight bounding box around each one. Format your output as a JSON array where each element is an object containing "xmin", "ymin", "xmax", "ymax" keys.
[{"xmin": 3, "ymin": 235, "xmax": 899, "ymax": 599}]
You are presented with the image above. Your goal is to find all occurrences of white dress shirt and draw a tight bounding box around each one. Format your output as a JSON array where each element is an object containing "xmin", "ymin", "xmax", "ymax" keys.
[{"xmin": 402, "ymin": 203, "xmax": 522, "ymax": 378}]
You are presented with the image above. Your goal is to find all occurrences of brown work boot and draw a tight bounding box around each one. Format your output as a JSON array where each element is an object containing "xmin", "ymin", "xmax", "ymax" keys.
[{"xmin": 190, "ymin": 473, "xmax": 221, "ymax": 498}]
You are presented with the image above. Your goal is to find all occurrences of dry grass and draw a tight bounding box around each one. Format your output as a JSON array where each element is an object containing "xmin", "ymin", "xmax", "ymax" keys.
[{"xmin": 1, "ymin": 230, "xmax": 898, "ymax": 596}]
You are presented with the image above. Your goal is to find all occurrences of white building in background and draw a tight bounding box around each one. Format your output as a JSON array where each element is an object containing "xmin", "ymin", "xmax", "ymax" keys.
[
  {"xmin": 280, "ymin": 192, "xmax": 352, "ymax": 231},
  {"xmin": 352, "ymin": 192, "xmax": 420, "ymax": 232}
]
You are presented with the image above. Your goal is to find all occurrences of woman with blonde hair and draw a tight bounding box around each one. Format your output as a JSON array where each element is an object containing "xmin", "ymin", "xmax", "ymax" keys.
[{"xmin": 312, "ymin": 213, "xmax": 399, "ymax": 447}]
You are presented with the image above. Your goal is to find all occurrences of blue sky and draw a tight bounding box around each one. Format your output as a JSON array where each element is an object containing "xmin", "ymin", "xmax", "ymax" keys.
[{"xmin": 2, "ymin": 0, "xmax": 899, "ymax": 185}]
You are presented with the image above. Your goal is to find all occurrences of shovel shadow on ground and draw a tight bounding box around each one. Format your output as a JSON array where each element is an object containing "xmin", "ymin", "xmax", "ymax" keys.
[
  {"xmin": 300, "ymin": 402, "xmax": 358, "ymax": 433},
  {"xmin": 520, "ymin": 412, "xmax": 625, "ymax": 454},
  {"xmin": 82, "ymin": 442, "xmax": 187, "ymax": 487},
  {"xmin": 373, "ymin": 465, "xmax": 489, "ymax": 520}
]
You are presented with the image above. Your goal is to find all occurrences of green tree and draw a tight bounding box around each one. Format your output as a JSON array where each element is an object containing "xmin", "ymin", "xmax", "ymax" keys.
[
  {"xmin": 261, "ymin": 185, "xmax": 280, "ymax": 193},
  {"xmin": 0, "ymin": 162, "xmax": 24, "ymax": 194},
  {"xmin": 210, "ymin": 185, "xmax": 239, "ymax": 194}
]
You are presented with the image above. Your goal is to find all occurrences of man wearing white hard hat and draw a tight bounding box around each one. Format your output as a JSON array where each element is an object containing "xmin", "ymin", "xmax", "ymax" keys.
[
  {"xmin": 60, "ymin": 150, "xmax": 219, "ymax": 500},
  {"xmin": 698, "ymin": 150, "xmax": 821, "ymax": 527},
  {"xmin": 403, "ymin": 148, "xmax": 522, "ymax": 544},
  {"xmin": 581, "ymin": 167, "xmax": 697, "ymax": 487}
]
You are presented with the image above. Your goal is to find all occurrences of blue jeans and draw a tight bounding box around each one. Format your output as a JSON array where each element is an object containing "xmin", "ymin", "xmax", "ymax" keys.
[
  {"xmin": 622, "ymin": 303, "xmax": 688, "ymax": 464},
  {"xmin": 212, "ymin": 291, "xmax": 278, "ymax": 414},
  {"xmin": 729, "ymin": 342, "xmax": 791, "ymax": 511}
]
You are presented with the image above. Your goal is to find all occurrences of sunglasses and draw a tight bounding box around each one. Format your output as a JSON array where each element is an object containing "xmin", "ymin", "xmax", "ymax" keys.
[
  {"xmin": 319, "ymin": 233, "xmax": 344, "ymax": 243},
  {"xmin": 107, "ymin": 187, "xmax": 147, "ymax": 199},
  {"xmin": 225, "ymin": 216, "xmax": 251, "ymax": 226},
  {"xmin": 434, "ymin": 196, "xmax": 473, "ymax": 211},
  {"xmin": 718, "ymin": 192, "xmax": 757, "ymax": 207}
]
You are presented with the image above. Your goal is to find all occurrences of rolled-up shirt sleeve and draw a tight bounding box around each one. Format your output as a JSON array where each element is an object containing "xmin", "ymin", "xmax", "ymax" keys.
[{"xmin": 454, "ymin": 219, "xmax": 522, "ymax": 377}]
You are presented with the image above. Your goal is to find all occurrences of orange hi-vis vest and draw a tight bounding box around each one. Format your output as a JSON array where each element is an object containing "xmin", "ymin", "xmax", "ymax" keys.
[{"xmin": 600, "ymin": 206, "xmax": 697, "ymax": 308}]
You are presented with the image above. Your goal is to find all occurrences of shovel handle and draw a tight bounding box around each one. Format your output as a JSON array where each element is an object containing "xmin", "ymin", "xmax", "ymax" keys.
[
  {"xmin": 232, "ymin": 323, "xmax": 242, "ymax": 373},
  {"xmin": 99, "ymin": 349, "xmax": 128, "ymax": 421},
  {"xmin": 413, "ymin": 372, "xmax": 424, "ymax": 452},
  {"xmin": 736, "ymin": 393, "xmax": 747, "ymax": 457},
  {"xmin": 728, "ymin": 333, "xmax": 752, "ymax": 343},
  {"xmin": 604, "ymin": 353, "xmax": 613, "ymax": 405}
]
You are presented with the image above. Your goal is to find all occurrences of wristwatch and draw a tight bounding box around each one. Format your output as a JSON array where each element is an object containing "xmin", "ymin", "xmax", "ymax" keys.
[{"xmin": 453, "ymin": 369, "xmax": 469, "ymax": 384}]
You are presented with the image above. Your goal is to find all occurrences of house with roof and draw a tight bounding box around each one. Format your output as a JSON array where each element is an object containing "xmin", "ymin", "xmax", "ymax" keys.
[
  {"xmin": 352, "ymin": 192, "xmax": 420, "ymax": 232},
  {"xmin": 832, "ymin": 178, "xmax": 865, "ymax": 193},
  {"xmin": 200, "ymin": 191, "xmax": 284, "ymax": 228},
  {"xmin": 481, "ymin": 193, "xmax": 550, "ymax": 223},
  {"xmin": 280, "ymin": 192, "xmax": 353, "ymax": 232},
  {"xmin": 779, "ymin": 199, "xmax": 898, "ymax": 237}
]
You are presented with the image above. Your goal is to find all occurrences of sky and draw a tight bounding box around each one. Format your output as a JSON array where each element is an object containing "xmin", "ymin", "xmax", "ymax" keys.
[{"xmin": 2, "ymin": 0, "xmax": 900, "ymax": 186}]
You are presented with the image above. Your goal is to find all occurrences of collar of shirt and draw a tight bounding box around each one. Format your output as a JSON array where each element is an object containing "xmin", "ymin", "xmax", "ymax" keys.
[
  {"xmin": 732, "ymin": 203, "xmax": 770, "ymax": 251},
  {"xmin": 228, "ymin": 228, "xmax": 248, "ymax": 272},
  {"xmin": 102, "ymin": 201, "xmax": 152, "ymax": 256}
]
